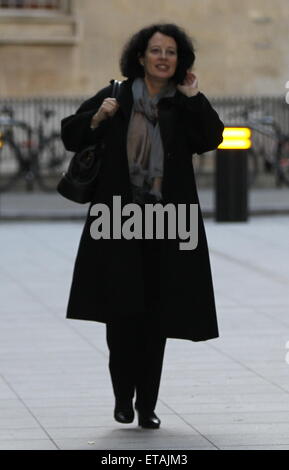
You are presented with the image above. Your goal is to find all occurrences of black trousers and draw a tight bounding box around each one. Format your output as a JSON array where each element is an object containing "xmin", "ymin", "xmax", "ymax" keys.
[{"xmin": 106, "ymin": 237, "xmax": 167, "ymax": 413}]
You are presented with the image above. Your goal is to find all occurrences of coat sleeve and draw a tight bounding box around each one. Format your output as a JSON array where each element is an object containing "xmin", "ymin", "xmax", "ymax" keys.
[
  {"xmin": 179, "ymin": 91, "xmax": 225, "ymax": 155},
  {"xmin": 61, "ymin": 84, "xmax": 113, "ymax": 152}
]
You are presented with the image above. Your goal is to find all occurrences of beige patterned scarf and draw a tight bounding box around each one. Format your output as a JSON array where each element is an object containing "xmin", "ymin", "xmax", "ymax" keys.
[{"xmin": 127, "ymin": 77, "xmax": 176, "ymax": 203}]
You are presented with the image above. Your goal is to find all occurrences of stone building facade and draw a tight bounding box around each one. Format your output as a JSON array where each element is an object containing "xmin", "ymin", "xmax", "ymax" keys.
[{"xmin": 0, "ymin": 0, "xmax": 288, "ymax": 97}]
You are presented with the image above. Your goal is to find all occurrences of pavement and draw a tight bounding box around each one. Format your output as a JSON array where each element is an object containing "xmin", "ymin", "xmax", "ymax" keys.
[
  {"xmin": 0, "ymin": 187, "xmax": 289, "ymax": 219},
  {"xmin": 1, "ymin": 202, "xmax": 289, "ymax": 450}
]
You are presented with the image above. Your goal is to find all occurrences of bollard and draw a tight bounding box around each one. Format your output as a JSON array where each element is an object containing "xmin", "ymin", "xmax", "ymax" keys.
[{"xmin": 215, "ymin": 126, "xmax": 251, "ymax": 222}]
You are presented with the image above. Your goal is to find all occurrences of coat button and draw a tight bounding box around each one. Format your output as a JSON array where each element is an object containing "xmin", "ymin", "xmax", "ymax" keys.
[{"xmin": 167, "ymin": 152, "xmax": 173, "ymax": 159}]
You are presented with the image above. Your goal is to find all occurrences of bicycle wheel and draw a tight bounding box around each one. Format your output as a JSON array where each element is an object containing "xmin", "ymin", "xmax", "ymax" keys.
[
  {"xmin": 37, "ymin": 133, "xmax": 71, "ymax": 191},
  {"xmin": 277, "ymin": 138, "xmax": 289, "ymax": 186},
  {"xmin": 0, "ymin": 134, "xmax": 22, "ymax": 192}
]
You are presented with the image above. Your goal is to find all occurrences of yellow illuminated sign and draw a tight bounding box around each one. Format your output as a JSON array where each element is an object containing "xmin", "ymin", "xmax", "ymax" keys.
[{"xmin": 218, "ymin": 127, "xmax": 252, "ymax": 149}]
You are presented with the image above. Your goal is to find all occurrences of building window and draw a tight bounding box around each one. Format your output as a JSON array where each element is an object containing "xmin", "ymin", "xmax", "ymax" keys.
[
  {"xmin": 0, "ymin": 0, "xmax": 77, "ymax": 45},
  {"xmin": 0, "ymin": 1, "xmax": 69, "ymax": 12}
]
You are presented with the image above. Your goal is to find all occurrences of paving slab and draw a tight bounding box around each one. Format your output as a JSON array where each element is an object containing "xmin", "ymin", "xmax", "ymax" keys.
[{"xmin": 0, "ymin": 215, "xmax": 289, "ymax": 449}]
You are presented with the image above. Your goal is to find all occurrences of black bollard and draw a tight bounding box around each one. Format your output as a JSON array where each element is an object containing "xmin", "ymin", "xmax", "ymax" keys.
[{"xmin": 214, "ymin": 127, "xmax": 251, "ymax": 222}]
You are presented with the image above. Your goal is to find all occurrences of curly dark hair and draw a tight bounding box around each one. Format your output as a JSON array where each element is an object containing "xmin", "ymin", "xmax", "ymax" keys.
[{"xmin": 119, "ymin": 23, "xmax": 196, "ymax": 85}]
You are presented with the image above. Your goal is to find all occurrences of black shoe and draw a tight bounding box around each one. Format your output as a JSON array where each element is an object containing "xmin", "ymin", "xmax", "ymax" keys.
[
  {"xmin": 114, "ymin": 402, "xmax": 134, "ymax": 424},
  {"xmin": 135, "ymin": 406, "xmax": 161, "ymax": 429}
]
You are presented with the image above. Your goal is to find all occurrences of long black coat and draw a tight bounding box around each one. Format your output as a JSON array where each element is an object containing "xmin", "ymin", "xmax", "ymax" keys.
[{"xmin": 61, "ymin": 78, "xmax": 224, "ymax": 342}]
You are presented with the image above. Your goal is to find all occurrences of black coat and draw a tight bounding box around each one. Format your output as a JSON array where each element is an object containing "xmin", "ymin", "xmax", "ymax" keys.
[{"xmin": 61, "ymin": 78, "xmax": 224, "ymax": 342}]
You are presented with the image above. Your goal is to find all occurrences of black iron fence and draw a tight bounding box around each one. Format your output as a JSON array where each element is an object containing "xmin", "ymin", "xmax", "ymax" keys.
[
  {"xmin": 213, "ymin": 95, "xmax": 289, "ymax": 131},
  {"xmin": 1, "ymin": 94, "xmax": 288, "ymax": 141},
  {"xmin": 0, "ymin": 94, "xmax": 288, "ymax": 191},
  {"xmin": 0, "ymin": 96, "xmax": 84, "ymax": 136}
]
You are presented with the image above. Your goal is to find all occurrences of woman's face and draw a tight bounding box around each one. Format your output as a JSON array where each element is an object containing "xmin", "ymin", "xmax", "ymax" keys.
[{"xmin": 139, "ymin": 32, "xmax": 178, "ymax": 83}]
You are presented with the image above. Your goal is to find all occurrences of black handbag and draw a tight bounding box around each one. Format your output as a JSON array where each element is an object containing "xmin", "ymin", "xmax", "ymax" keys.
[{"xmin": 57, "ymin": 79, "xmax": 121, "ymax": 204}]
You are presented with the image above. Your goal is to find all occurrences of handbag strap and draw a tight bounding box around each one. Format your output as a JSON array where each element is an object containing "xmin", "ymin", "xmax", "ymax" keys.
[{"xmin": 111, "ymin": 79, "xmax": 122, "ymax": 99}]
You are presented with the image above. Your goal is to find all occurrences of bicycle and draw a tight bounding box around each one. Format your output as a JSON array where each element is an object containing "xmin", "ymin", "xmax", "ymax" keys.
[
  {"xmin": 192, "ymin": 104, "xmax": 262, "ymax": 187},
  {"xmin": 224, "ymin": 103, "xmax": 289, "ymax": 187},
  {"xmin": 0, "ymin": 106, "xmax": 70, "ymax": 192}
]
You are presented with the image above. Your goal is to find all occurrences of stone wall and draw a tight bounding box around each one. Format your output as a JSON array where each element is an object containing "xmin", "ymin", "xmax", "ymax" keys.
[{"xmin": 0, "ymin": 0, "xmax": 288, "ymax": 97}]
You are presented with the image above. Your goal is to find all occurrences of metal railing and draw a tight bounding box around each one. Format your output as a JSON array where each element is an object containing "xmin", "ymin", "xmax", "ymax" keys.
[
  {"xmin": 0, "ymin": 96, "xmax": 83, "ymax": 136},
  {"xmin": 0, "ymin": 94, "xmax": 288, "ymax": 191},
  {"xmin": 1, "ymin": 94, "xmax": 288, "ymax": 139},
  {"xmin": 2, "ymin": 94, "xmax": 288, "ymax": 159},
  {"xmin": 212, "ymin": 95, "xmax": 289, "ymax": 135}
]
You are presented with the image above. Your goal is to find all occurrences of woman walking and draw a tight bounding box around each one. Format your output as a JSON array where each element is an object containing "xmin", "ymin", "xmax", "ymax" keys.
[{"xmin": 61, "ymin": 23, "xmax": 224, "ymax": 429}]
